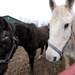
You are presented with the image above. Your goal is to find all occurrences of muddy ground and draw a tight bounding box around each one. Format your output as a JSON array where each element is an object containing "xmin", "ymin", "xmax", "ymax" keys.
[{"xmin": 4, "ymin": 46, "xmax": 74, "ymax": 75}]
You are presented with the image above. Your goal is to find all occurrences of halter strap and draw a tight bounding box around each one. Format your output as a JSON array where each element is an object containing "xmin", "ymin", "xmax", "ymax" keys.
[
  {"xmin": 48, "ymin": 33, "xmax": 72, "ymax": 57},
  {"xmin": 0, "ymin": 36, "xmax": 17, "ymax": 63},
  {"xmin": 48, "ymin": 24, "xmax": 73, "ymax": 57},
  {"xmin": 48, "ymin": 42, "xmax": 63, "ymax": 56}
]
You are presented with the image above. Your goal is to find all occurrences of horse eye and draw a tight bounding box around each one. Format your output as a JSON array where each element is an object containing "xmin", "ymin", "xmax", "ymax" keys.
[{"xmin": 64, "ymin": 24, "xmax": 69, "ymax": 29}]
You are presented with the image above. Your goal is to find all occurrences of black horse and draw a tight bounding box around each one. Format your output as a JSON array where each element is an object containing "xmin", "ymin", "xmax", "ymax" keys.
[
  {"xmin": 14, "ymin": 22, "xmax": 49, "ymax": 70},
  {"xmin": 0, "ymin": 16, "xmax": 49, "ymax": 74}
]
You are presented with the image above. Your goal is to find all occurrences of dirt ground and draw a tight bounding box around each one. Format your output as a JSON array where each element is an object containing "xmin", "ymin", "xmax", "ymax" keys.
[
  {"xmin": 34, "ymin": 48, "xmax": 75, "ymax": 75},
  {"xmin": 33, "ymin": 49, "xmax": 65, "ymax": 75},
  {"xmin": 4, "ymin": 46, "xmax": 31, "ymax": 75},
  {"xmin": 4, "ymin": 46, "xmax": 74, "ymax": 75}
]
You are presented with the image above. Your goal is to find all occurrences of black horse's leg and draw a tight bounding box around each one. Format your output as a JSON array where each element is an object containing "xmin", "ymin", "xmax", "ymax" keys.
[
  {"xmin": 29, "ymin": 51, "xmax": 36, "ymax": 73},
  {"xmin": 40, "ymin": 42, "xmax": 48, "ymax": 55},
  {"xmin": 0, "ymin": 63, "xmax": 8, "ymax": 75}
]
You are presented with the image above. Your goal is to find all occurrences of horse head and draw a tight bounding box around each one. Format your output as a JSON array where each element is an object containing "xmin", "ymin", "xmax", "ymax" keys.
[{"xmin": 46, "ymin": 0, "xmax": 74, "ymax": 62}]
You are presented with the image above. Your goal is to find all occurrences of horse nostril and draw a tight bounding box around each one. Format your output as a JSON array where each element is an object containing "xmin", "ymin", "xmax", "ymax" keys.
[
  {"xmin": 53, "ymin": 57, "xmax": 57, "ymax": 61},
  {"xmin": 60, "ymin": 56, "xmax": 63, "ymax": 60}
]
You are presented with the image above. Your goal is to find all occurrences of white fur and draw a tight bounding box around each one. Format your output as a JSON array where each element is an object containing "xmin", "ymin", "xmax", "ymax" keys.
[{"xmin": 46, "ymin": 5, "xmax": 74, "ymax": 62}]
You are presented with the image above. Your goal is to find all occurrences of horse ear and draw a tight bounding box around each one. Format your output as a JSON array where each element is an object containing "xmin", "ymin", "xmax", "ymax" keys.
[
  {"xmin": 0, "ymin": 17, "xmax": 14, "ymax": 31},
  {"xmin": 65, "ymin": 0, "xmax": 74, "ymax": 10},
  {"xmin": 49, "ymin": 0, "xmax": 56, "ymax": 11},
  {"xmin": 0, "ymin": 17, "xmax": 9, "ymax": 30}
]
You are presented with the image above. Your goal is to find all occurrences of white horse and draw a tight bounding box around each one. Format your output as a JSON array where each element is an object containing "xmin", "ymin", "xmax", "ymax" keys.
[{"xmin": 46, "ymin": 0, "xmax": 74, "ymax": 62}]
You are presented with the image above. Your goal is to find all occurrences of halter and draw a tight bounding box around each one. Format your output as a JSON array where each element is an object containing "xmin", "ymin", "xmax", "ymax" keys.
[
  {"xmin": 48, "ymin": 25, "xmax": 72, "ymax": 57},
  {"xmin": 0, "ymin": 36, "xmax": 17, "ymax": 63},
  {"xmin": 48, "ymin": 43, "xmax": 63, "ymax": 56}
]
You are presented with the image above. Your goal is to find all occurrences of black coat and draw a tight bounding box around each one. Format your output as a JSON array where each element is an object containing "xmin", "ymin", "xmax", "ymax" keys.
[
  {"xmin": 15, "ymin": 23, "xmax": 49, "ymax": 70},
  {"xmin": 0, "ymin": 17, "xmax": 49, "ymax": 72}
]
